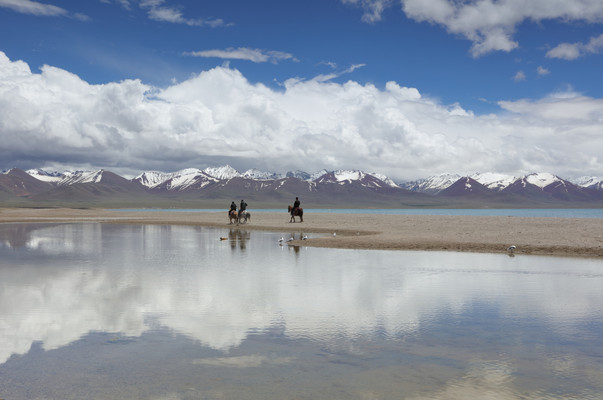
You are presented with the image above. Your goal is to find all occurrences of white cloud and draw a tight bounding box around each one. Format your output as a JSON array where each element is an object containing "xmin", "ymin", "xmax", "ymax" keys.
[
  {"xmin": 537, "ymin": 66, "xmax": 550, "ymax": 76},
  {"xmin": 185, "ymin": 48, "xmax": 298, "ymax": 64},
  {"xmin": 311, "ymin": 63, "xmax": 366, "ymax": 83},
  {"xmin": 344, "ymin": 0, "xmax": 603, "ymax": 57},
  {"xmin": 0, "ymin": 51, "xmax": 601, "ymax": 180},
  {"xmin": 341, "ymin": 0, "xmax": 394, "ymax": 23},
  {"xmin": 134, "ymin": 0, "xmax": 228, "ymax": 27},
  {"xmin": 546, "ymin": 33, "xmax": 603, "ymax": 60},
  {"xmin": 0, "ymin": 0, "xmax": 66, "ymax": 16},
  {"xmin": 513, "ymin": 70, "xmax": 526, "ymax": 82},
  {"xmin": 0, "ymin": 0, "xmax": 87, "ymax": 20}
]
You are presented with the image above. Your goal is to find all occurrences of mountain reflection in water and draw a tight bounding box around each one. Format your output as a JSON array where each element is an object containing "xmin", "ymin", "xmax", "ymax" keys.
[{"xmin": 1, "ymin": 223, "xmax": 602, "ymax": 400}]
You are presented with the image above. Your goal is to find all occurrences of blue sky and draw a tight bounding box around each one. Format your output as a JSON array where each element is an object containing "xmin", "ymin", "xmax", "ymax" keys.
[{"xmin": 0, "ymin": 0, "xmax": 602, "ymax": 181}]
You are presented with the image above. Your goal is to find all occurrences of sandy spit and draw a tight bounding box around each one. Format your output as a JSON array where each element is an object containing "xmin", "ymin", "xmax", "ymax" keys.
[{"xmin": 1, "ymin": 208, "xmax": 601, "ymax": 258}]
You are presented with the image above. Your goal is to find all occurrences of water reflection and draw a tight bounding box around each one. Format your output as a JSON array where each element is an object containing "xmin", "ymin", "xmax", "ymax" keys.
[{"xmin": 1, "ymin": 223, "xmax": 602, "ymax": 399}]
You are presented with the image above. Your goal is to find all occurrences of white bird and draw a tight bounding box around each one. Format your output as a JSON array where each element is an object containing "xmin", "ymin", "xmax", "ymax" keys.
[
  {"xmin": 507, "ymin": 245, "xmax": 516, "ymax": 252},
  {"xmin": 333, "ymin": 232, "xmax": 336, "ymax": 237},
  {"xmin": 287, "ymin": 237, "xmax": 294, "ymax": 242},
  {"xmin": 302, "ymin": 235, "xmax": 308, "ymax": 240},
  {"xmin": 278, "ymin": 237, "xmax": 284, "ymax": 242}
]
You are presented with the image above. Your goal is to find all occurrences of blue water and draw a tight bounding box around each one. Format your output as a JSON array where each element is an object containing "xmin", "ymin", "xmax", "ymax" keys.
[
  {"xmin": 1, "ymin": 223, "xmax": 602, "ymax": 399},
  {"xmin": 112, "ymin": 208, "xmax": 603, "ymax": 218}
]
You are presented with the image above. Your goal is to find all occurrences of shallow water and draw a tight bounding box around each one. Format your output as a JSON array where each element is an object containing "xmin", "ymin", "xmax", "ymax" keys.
[{"xmin": 1, "ymin": 223, "xmax": 602, "ymax": 399}]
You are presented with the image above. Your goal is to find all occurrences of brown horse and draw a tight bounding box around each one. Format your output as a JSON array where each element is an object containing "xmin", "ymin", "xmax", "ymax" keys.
[
  {"xmin": 228, "ymin": 210, "xmax": 238, "ymax": 224},
  {"xmin": 288, "ymin": 205, "xmax": 303, "ymax": 223}
]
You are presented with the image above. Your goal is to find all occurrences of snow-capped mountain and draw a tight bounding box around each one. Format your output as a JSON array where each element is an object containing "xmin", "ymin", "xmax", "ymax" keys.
[
  {"xmin": 470, "ymin": 172, "xmax": 517, "ymax": 191},
  {"xmin": 243, "ymin": 169, "xmax": 283, "ymax": 181},
  {"xmin": 315, "ymin": 170, "xmax": 399, "ymax": 189},
  {"xmin": 572, "ymin": 176, "xmax": 603, "ymax": 190},
  {"xmin": 26, "ymin": 169, "xmax": 65, "ymax": 184},
  {"xmin": 400, "ymin": 173, "xmax": 462, "ymax": 194},
  {"xmin": 203, "ymin": 165, "xmax": 241, "ymax": 180},
  {"xmin": 286, "ymin": 170, "xmax": 313, "ymax": 181},
  {"xmin": 4, "ymin": 166, "xmax": 600, "ymax": 207},
  {"xmin": 135, "ymin": 170, "xmax": 177, "ymax": 188},
  {"xmin": 522, "ymin": 172, "xmax": 561, "ymax": 188},
  {"xmin": 59, "ymin": 170, "xmax": 106, "ymax": 185}
]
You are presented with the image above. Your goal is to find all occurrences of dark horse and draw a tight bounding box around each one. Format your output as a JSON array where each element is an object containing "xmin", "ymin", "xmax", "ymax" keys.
[
  {"xmin": 288, "ymin": 205, "xmax": 303, "ymax": 223},
  {"xmin": 238, "ymin": 210, "xmax": 251, "ymax": 224}
]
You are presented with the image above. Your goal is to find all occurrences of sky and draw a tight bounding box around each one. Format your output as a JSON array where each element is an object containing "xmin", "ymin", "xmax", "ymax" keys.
[{"xmin": 0, "ymin": 0, "xmax": 602, "ymax": 181}]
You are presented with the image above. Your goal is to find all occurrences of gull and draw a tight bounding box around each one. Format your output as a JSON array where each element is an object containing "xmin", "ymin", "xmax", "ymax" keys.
[
  {"xmin": 287, "ymin": 237, "xmax": 294, "ymax": 242},
  {"xmin": 302, "ymin": 235, "xmax": 308, "ymax": 240},
  {"xmin": 278, "ymin": 237, "xmax": 284, "ymax": 243},
  {"xmin": 333, "ymin": 232, "xmax": 336, "ymax": 237},
  {"xmin": 507, "ymin": 245, "xmax": 516, "ymax": 253}
]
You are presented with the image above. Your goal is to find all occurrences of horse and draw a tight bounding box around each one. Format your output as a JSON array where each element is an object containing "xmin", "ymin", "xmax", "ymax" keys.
[
  {"xmin": 228, "ymin": 210, "xmax": 239, "ymax": 225},
  {"xmin": 238, "ymin": 210, "xmax": 251, "ymax": 224},
  {"xmin": 288, "ymin": 205, "xmax": 303, "ymax": 223}
]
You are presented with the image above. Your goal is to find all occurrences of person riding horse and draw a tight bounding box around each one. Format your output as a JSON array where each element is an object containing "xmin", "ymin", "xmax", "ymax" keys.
[
  {"xmin": 239, "ymin": 199, "xmax": 248, "ymax": 218},
  {"xmin": 229, "ymin": 201, "xmax": 237, "ymax": 217},
  {"xmin": 291, "ymin": 197, "xmax": 300, "ymax": 217}
]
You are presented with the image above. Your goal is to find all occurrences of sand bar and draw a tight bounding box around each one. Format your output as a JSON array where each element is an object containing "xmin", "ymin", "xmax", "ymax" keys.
[{"xmin": 1, "ymin": 208, "xmax": 601, "ymax": 257}]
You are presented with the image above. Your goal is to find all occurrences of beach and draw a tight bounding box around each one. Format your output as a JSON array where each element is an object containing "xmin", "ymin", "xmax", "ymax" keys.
[{"xmin": 0, "ymin": 208, "xmax": 601, "ymax": 257}]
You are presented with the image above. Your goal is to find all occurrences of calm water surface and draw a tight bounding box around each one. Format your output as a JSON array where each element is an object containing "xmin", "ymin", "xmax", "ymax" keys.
[{"xmin": 1, "ymin": 223, "xmax": 602, "ymax": 399}]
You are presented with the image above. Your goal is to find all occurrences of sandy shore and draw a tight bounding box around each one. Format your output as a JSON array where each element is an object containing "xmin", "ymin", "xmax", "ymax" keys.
[{"xmin": 1, "ymin": 208, "xmax": 601, "ymax": 257}]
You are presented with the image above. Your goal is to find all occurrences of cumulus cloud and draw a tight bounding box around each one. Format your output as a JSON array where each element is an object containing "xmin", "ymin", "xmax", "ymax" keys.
[
  {"xmin": 343, "ymin": 0, "xmax": 603, "ymax": 57},
  {"xmin": 185, "ymin": 48, "xmax": 298, "ymax": 64},
  {"xmin": 546, "ymin": 33, "xmax": 603, "ymax": 60},
  {"xmin": 0, "ymin": 51, "xmax": 601, "ymax": 180}
]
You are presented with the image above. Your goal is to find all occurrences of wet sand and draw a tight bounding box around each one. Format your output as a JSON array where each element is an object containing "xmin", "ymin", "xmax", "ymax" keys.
[{"xmin": 1, "ymin": 208, "xmax": 601, "ymax": 257}]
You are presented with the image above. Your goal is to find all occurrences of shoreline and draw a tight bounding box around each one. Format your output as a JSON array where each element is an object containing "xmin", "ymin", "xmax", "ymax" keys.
[{"xmin": 1, "ymin": 208, "xmax": 602, "ymax": 258}]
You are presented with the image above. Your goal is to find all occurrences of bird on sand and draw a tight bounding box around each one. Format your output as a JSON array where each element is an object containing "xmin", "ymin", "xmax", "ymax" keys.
[{"xmin": 507, "ymin": 245, "xmax": 516, "ymax": 253}]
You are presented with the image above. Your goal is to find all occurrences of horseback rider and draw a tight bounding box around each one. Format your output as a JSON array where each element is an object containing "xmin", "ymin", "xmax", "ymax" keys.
[
  {"xmin": 239, "ymin": 199, "xmax": 247, "ymax": 217},
  {"xmin": 229, "ymin": 201, "xmax": 237, "ymax": 217},
  {"xmin": 292, "ymin": 197, "xmax": 300, "ymax": 216}
]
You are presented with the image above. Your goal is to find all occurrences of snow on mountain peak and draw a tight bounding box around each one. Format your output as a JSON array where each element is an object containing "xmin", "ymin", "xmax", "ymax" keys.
[
  {"xmin": 572, "ymin": 176, "xmax": 603, "ymax": 188},
  {"xmin": 243, "ymin": 169, "xmax": 283, "ymax": 180},
  {"xmin": 470, "ymin": 172, "xmax": 517, "ymax": 191},
  {"xmin": 525, "ymin": 172, "xmax": 561, "ymax": 188},
  {"xmin": 203, "ymin": 165, "xmax": 241, "ymax": 180},
  {"xmin": 401, "ymin": 173, "xmax": 462, "ymax": 194},
  {"xmin": 26, "ymin": 169, "xmax": 65, "ymax": 183},
  {"xmin": 334, "ymin": 170, "xmax": 365, "ymax": 183},
  {"xmin": 54, "ymin": 170, "xmax": 100, "ymax": 185}
]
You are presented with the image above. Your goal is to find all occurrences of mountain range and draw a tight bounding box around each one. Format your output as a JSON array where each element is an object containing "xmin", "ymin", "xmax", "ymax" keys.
[{"xmin": 1, "ymin": 166, "xmax": 602, "ymax": 208}]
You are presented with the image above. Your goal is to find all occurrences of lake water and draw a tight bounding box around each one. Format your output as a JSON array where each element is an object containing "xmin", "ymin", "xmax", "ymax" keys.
[{"xmin": 1, "ymin": 223, "xmax": 602, "ymax": 399}]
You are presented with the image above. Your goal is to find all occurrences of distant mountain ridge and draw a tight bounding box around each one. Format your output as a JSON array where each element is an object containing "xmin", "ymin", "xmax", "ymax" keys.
[{"xmin": 0, "ymin": 166, "xmax": 601, "ymax": 207}]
